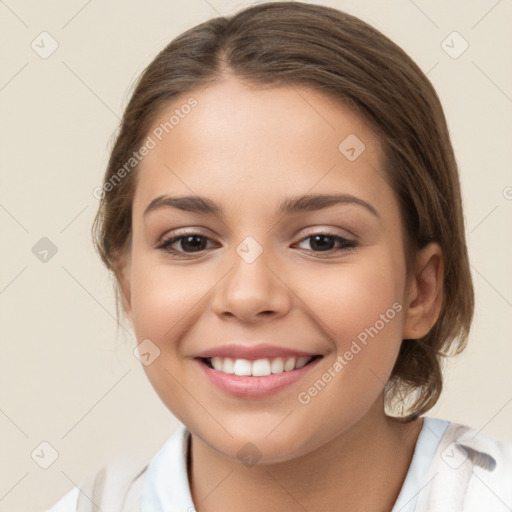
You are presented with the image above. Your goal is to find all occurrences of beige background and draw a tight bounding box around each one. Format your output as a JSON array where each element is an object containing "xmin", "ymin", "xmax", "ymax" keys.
[{"xmin": 0, "ymin": 1, "xmax": 511, "ymax": 510}]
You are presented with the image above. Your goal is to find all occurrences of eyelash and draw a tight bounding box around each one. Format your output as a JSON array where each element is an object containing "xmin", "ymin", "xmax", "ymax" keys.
[{"xmin": 157, "ymin": 231, "xmax": 358, "ymax": 258}]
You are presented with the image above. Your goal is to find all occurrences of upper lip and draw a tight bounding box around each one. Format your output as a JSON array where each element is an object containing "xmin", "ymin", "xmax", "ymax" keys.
[{"xmin": 193, "ymin": 344, "xmax": 321, "ymax": 361}]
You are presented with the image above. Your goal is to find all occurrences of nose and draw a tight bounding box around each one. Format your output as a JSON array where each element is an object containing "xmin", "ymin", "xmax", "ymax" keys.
[{"xmin": 211, "ymin": 242, "xmax": 292, "ymax": 323}]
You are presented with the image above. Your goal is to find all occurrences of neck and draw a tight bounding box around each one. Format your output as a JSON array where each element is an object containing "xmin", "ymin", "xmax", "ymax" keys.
[{"xmin": 188, "ymin": 397, "xmax": 423, "ymax": 512}]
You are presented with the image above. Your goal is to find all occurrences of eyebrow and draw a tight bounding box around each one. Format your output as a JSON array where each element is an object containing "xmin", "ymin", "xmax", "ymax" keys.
[{"xmin": 143, "ymin": 193, "xmax": 380, "ymax": 219}]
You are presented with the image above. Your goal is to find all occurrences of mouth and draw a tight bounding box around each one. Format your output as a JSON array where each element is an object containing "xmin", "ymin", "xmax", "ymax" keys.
[
  {"xmin": 194, "ymin": 354, "xmax": 324, "ymax": 398},
  {"xmin": 198, "ymin": 355, "xmax": 323, "ymax": 376}
]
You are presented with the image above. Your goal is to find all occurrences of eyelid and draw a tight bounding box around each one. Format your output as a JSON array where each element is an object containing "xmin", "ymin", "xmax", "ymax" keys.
[
  {"xmin": 293, "ymin": 230, "xmax": 358, "ymax": 253},
  {"xmin": 157, "ymin": 225, "xmax": 356, "ymax": 246},
  {"xmin": 157, "ymin": 227, "xmax": 215, "ymax": 244},
  {"xmin": 296, "ymin": 225, "xmax": 358, "ymax": 240},
  {"xmin": 157, "ymin": 228, "xmax": 359, "ymax": 259}
]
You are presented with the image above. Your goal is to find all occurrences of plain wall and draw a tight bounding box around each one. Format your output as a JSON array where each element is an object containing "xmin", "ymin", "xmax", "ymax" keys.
[{"xmin": 0, "ymin": 1, "xmax": 511, "ymax": 510}]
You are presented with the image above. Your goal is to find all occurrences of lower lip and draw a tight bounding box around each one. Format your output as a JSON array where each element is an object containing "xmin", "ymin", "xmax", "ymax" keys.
[{"xmin": 194, "ymin": 357, "xmax": 322, "ymax": 398}]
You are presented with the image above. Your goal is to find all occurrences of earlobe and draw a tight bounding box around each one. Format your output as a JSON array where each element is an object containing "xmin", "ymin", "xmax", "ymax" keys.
[{"xmin": 403, "ymin": 242, "xmax": 444, "ymax": 339}]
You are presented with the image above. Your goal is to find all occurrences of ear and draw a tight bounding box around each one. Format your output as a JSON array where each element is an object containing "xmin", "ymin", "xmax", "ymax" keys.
[
  {"xmin": 114, "ymin": 249, "xmax": 133, "ymax": 325},
  {"xmin": 403, "ymin": 242, "xmax": 444, "ymax": 339}
]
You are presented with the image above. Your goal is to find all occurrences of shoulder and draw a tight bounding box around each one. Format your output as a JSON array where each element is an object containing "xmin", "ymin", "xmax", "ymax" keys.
[
  {"xmin": 417, "ymin": 417, "xmax": 512, "ymax": 511},
  {"xmin": 441, "ymin": 420, "xmax": 512, "ymax": 476},
  {"xmin": 44, "ymin": 457, "xmax": 149, "ymax": 512},
  {"xmin": 44, "ymin": 426, "xmax": 190, "ymax": 512}
]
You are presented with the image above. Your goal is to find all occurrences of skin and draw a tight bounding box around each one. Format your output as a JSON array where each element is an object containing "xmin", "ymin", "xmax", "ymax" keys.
[{"xmin": 116, "ymin": 76, "xmax": 444, "ymax": 512}]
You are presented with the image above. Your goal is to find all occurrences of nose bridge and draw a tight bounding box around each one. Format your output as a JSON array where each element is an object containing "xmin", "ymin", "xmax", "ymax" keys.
[{"xmin": 212, "ymin": 234, "xmax": 291, "ymax": 320}]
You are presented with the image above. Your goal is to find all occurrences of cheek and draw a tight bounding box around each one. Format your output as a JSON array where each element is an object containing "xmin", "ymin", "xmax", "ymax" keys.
[
  {"xmin": 308, "ymin": 255, "xmax": 403, "ymax": 335},
  {"xmin": 128, "ymin": 255, "xmax": 205, "ymax": 419},
  {"xmin": 130, "ymin": 256, "xmax": 205, "ymax": 343},
  {"xmin": 303, "ymin": 252, "xmax": 405, "ymax": 380}
]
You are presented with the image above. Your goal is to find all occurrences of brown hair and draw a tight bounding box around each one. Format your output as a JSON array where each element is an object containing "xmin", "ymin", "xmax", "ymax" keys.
[{"xmin": 92, "ymin": 1, "xmax": 474, "ymax": 420}]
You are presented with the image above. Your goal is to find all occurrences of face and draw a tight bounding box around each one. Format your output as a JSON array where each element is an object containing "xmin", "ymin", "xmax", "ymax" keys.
[{"xmin": 120, "ymin": 77, "xmax": 415, "ymax": 463}]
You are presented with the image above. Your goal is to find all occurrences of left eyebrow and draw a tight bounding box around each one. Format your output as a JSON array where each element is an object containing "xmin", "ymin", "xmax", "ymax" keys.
[
  {"xmin": 143, "ymin": 193, "xmax": 380, "ymax": 219},
  {"xmin": 278, "ymin": 193, "xmax": 380, "ymax": 219}
]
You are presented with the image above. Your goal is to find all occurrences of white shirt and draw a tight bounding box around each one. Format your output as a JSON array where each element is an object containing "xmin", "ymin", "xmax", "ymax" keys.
[{"xmin": 46, "ymin": 416, "xmax": 512, "ymax": 511}]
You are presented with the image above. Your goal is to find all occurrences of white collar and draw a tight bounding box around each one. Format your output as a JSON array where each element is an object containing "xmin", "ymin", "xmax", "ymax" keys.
[
  {"xmin": 141, "ymin": 418, "xmax": 449, "ymax": 511},
  {"xmin": 141, "ymin": 425, "xmax": 194, "ymax": 512},
  {"xmin": 391, "ymin": 417, "xmax": 450, "ymax": 511}
]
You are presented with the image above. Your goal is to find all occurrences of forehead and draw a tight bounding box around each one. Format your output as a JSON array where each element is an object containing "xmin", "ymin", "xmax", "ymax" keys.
[{"xmin": 133, "ymin": 77, "xmax": 397, "ymax": 221}]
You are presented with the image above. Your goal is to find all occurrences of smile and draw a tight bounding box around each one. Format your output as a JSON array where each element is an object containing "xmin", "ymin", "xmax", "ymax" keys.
[
  {"xmin": 195, "ymin": 355, "xmax": 324, "ymax": 398},
  {"xmin": 202, "ymin": 355, "xmax": 321, "ymax": 376}
]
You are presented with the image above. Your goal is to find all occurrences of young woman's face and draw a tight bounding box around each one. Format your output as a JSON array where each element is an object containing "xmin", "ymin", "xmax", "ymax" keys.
[{"xmin": 122, "ymin": 77, "xmax": 413, "ymax": 463}]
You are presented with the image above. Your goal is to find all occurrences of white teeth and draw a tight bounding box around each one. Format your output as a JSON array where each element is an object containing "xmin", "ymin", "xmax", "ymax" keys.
[
  {"xmin": 252, "ymin": 359, "xmax": 272, "ymax": 376},
  {"xmin": 233, "ymin": 359, "xmax": 252, "ymax": 376},
  {"xmin": 207, "ymin": 356, "xmax": 315, "ymax": 376},
  {"xmin": 222, "ymin": 357, "xmax": 234, "ymax": 374},
  {"xmin": 271, "ymin": 358, "xmax": 284, "ymax": 374},
  {"xmin": 284, "ymin": 357, "xmax": 296, "ymax": 371},
  {"xmin": 211, "ymin": 357, "xmax": 223, "ymax": 371}
]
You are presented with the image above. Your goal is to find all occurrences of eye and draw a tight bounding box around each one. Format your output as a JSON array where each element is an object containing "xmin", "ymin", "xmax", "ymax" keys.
[
  {"xmin": 295, "ymin": 232, "xmax": 358, "ymax": 255},
  {"xmin": 157, "ymin": 233, "xmax": 215, "ymax": 257},
  {"xmin": 157, "ymin": 231, "xmax": 358, "ymax": 258}
]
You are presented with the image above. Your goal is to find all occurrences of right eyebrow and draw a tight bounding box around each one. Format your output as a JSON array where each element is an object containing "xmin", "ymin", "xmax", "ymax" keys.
[{"xmin": 143, "ymin": 195, "xmax": 222, "ymax": 217}]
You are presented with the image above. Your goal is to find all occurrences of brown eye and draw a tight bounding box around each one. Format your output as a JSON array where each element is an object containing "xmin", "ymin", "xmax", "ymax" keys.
[
  {"xmin": 296, "ymin": 232, "xmax": 357, "ymax": 254},
  {"xmin": 158, "ymin": 233, "xmax": 213, "ymax": 256}
]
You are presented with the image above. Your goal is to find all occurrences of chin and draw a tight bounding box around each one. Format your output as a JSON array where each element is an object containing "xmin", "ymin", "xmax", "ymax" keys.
[{"xmin": 190, "ymin": 419, "xmax": 327, "ymax": 466}]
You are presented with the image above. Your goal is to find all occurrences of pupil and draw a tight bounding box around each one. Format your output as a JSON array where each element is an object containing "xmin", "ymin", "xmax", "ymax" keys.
[
  {"xmin": 311, "ymin": 235, "xmax": 334, "ymax": 251},
  {"xmin": 183, "ymin": 235, "xmax": 206, "ymax": 252}
]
